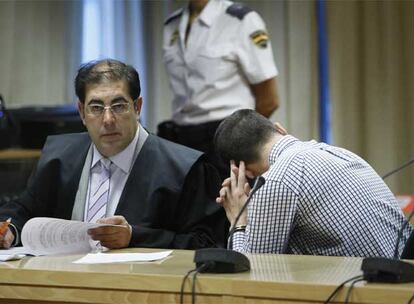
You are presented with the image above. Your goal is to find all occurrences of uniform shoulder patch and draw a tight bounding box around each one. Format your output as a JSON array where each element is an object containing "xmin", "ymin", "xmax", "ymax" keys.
[
  {"xmin": 169, "ymin": 30, "xmax": 179, "ymax": 46},
  {"xmin": 225, "ymin": 3, "xmax": 253, "ymax": 20},
  {"xmin": 250, "ymin": 30, "xmax": 269, "ymax": 48},
  {"xmin": 164, "ymin": 8, "xmax": 183, "ymax": 26}
]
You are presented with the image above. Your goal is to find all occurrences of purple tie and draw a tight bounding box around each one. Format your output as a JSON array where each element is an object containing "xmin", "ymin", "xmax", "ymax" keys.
[{"xmin": 87, "ymin": 160, "xmax": 110, "ymax": 223}]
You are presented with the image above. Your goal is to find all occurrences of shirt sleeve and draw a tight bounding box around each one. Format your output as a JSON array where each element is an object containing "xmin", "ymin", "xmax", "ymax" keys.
[
  {"xmin": 236, "ymin": 11, "xmax": 278, "ymax": 84},
  {"xmin": 232, "ymin": 180, "xmax": 298, "ymax": 253}
]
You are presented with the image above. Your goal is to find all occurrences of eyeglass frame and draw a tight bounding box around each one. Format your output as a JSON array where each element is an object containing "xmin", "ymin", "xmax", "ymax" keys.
[{"xmin": 85, "ymin": 100, "xmax": 137, "ymax": 116}]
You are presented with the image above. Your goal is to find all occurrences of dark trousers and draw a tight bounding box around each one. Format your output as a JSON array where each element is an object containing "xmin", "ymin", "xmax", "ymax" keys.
[{"xmin": 157, "ymin": 120, "xmax": 229, "ymax": 182}]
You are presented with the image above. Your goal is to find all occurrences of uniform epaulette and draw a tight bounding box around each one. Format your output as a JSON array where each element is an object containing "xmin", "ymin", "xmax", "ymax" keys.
[
  {"xmin": 225, "ymin": 3, "xmax": 253, "ymax": 20},
  {"xmin": 164, "ymin": 8, "xmax": 183, "ymax": 25}
]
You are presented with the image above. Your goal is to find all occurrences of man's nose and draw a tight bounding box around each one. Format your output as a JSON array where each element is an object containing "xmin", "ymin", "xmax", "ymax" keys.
[{"xmin": 102, "ymin": 108, "xmax": 115, "ymax": 124}]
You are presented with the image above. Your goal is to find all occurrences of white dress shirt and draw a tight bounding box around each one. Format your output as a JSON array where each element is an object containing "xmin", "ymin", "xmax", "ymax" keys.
[
  {"xmin": 84, "ymin": 126, "xmax": 143, "ymax": 221},
  {"xmin": 163, "ymin": 0, "xmax": 278, "ymax": 125}
]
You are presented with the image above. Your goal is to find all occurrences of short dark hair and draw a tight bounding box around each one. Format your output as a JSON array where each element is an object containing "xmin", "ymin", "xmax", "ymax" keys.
[
  {"xmin": 214, "ymin": 109, "xmax": 276, "ymax": 164},
  {"xmin": 75, "ymin": 59, "xmax": 141, "ymax": 103}
]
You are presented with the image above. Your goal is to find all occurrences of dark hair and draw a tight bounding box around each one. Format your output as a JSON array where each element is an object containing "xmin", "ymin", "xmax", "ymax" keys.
[
  {"xmin": 75, "ymin": 59, "xmax": 141, "ymax": 103},
  {"xmin": 214, "ymin": 109, "xmax": 276, "ymax": 164}
]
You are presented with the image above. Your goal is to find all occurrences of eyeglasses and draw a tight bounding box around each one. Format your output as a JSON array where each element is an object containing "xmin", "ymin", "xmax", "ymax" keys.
[{"xmin": 86, "ymin": 102, "xmax": 133, "ymax": 116}]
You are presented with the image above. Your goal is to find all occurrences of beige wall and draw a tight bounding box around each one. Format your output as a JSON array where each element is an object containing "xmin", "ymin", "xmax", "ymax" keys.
[
  {"xmin": 0, "ymin": 1, "xmax": 82, "ymax": 107},
  {"xmin": 0, "ymin": 0, "xmax": 412, "ymax": 193},
  {"xmin": 327, "ymin": 0, "xmax": 414, "ymax": 193}
]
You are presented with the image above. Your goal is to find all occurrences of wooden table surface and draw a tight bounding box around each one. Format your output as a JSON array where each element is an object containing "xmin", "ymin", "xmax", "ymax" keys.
[
  {"xmin": 0, "ymin": 149, "xmax": 41, "ymax": 160},
  {"xmin": 0, "ymin": 248, "xmax": 413, "ymax": 304}
]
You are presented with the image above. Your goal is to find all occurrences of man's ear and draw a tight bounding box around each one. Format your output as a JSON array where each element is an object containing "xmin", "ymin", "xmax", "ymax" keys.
[
  {"xmin": 275, "ymin": 122, "xmax": 288, "ymax": 135},
  {"xmin": 135, "ymin": 97, "xmax": 143, "ymax": 114},
  {"xmin": 77, "ymin": 101, "xmax": 86, "ymax": 126}
]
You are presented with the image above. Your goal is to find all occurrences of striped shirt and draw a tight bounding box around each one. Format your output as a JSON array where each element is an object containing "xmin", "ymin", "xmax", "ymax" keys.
[{"xmin": 233, "ymin": 135, "xmax": 413, "ymax": 257}]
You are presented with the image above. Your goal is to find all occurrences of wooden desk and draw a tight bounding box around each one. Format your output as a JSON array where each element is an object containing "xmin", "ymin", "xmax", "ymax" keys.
[
  {"xmin": 0, "ymin": 249, "xmax": 412, "ymax": 304},
  {"xmin": 0, "ymin": 149, "xmax": 41, "ymax": 160}
]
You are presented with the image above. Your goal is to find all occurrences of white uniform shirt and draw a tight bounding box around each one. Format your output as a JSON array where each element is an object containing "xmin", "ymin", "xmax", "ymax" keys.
[{"xmin": 163, "ymin": 0, "xmax": 278, "ymax": 125}]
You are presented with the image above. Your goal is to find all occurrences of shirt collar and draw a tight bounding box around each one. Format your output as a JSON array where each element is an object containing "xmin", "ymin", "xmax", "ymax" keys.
[
  {"xmin": 183, "ymin": 0, "xmax": 222, "ymax": 28},
  {"xmin": 269, "ymin": 135, "xmax": 299, "ymax": 165},
  {"xmin": 91, "ymin": 125, "xmax": 140, "ymax": 174}
]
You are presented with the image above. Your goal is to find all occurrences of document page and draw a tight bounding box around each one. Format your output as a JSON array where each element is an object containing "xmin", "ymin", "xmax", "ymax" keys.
[
  {"xmin": 0, "ymin": 246, "xmax": 33, "ymax": 261},
  {"xmin": 1, "ymin": 218, "xmax": 175, "ymax": 264},
  {"xmin": 73, "ymin": 250, "xmax": 173, "ymax": 264},
  {"xmin": 0, "ymin": 246, "xmax": 28, "ymax": 261},
  {"xmin": 0, "ymin": 246, "xmax": 30, "ymax": 255},
  {"xmin": 20, "ymin": 217, "xmax": 109, "ymax": 256}
]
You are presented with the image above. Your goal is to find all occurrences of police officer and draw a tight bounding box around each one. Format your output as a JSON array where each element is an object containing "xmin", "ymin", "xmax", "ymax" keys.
[{"xmin": 159, "ymin": 0, "xmax": 280, "ymax": 180}]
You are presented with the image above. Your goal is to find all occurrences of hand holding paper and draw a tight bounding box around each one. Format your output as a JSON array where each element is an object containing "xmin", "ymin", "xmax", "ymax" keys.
[
  {"xmin": 1, "ymin": 218, "xmax": 173, "ymax": 266},
  {"xmin": 88, "ymin": 215, "xmax": 132, "ymax": 249},
  {"xmin": 18, "ymin": 217, "xmax": 121, "ymax": 256}
]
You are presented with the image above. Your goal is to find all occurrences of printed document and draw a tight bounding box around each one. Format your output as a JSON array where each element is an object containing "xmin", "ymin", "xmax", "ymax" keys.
[
  {"xmin": 0, "ymin": 218, "xmax": 174, "ymax": 264},
  {"xmin": 0, "ymin": 217, "xmax": 110, "ymax": 256},
  {"xmin": 73, "ymin": 250, "xmax": 173, "ymax": 264}
]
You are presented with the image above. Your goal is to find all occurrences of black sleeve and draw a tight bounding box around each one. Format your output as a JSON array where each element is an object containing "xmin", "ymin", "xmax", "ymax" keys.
[
  {"xmin": 0, "ymin": 160, "xmax": 58, "ymax": 244},
  {"xmin": 128, "ymin": 159, "xmax": 229, "ymax": 249},
  {"xmin": 0, "ymin": 134, "xmax": 87, "ymax": 242}
]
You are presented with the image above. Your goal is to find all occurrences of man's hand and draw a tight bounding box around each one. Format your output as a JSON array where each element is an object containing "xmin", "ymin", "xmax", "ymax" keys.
[
  {"xmin": 87, "ymin": 215, "xmax": 132, "ymax": 249},
  {"xmin": 0, "ymin": 227, "xmax": 14, "ymax": 249},
  {"xmin": 216, "ymin": 161, "xmax": 250, "ymax": 227}
]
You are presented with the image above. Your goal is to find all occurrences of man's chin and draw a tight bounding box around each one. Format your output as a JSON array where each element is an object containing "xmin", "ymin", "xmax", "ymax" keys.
[{"xmin": 97, "ymin": 141, "xmax": 123, "ymax": 157}]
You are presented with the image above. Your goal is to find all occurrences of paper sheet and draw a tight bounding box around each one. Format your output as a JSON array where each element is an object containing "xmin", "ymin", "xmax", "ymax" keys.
[
  {"xmin": 0, "ymin": 246, "xmax": 30, "ymax": 255},
  {"xmin": 72, "ymin": 250, "xmax": 173, "ymax": 264},
  {"xmin": 0, "ymin": 217, "xmax": 114, "ymax": 258},
  {"xmin": 20, "ymin": 217, "xmax": 117, "ymax": 256},
  {"xmin": 0, "ymin": 254, "xmax": 26, "ymax": 262},
  {"xmin": 0, "ymin": 246, "xmax": 31, "ymax": 261}
]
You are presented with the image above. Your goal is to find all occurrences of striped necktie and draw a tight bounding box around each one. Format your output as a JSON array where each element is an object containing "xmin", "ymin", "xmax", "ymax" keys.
[{"xmin": 87, "ymin": 160, "xmax": 111, "ymax": 223}]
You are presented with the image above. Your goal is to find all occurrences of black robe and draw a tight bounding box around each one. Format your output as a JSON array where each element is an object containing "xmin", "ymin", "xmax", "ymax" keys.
[{"xmin": 0, "ymin": 132, "xmax": 227, "ymax": 249}]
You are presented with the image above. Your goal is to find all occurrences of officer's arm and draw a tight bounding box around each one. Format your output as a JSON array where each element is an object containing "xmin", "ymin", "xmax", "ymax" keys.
[{"xmin": 251, "ymin": 77, "xmax": 279, "ymax": 118}]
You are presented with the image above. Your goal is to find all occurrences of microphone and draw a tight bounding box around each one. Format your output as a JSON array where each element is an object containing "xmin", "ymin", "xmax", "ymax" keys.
[
  {"xmin": 194, "ymin": 176, "xmax": 266, "ymax": 273},
  {"xmin": 382, "ymin": 155, "xmax": 414, "ymax": 260},
  {"xmin": 228, "ymin": 177, "xmax": 265, "ymax": 250},
  {"xmin": 382, "ymin": 156, "xmax": 414, "ymax": 179},
  {"xmin": 361, "ymin": 156, "xmax": 414, "ymax": 283}
]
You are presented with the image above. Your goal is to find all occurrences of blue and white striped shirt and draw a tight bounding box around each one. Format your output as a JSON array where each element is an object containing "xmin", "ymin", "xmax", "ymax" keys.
[{"xmin": 233, "ymin": 135, "xmax": 413, "ymax": 257}]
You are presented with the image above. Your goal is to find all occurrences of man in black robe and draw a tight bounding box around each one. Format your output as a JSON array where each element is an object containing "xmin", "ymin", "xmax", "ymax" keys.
[{"xmin": 0, "ymin": 59, "xmax": 226, "ymax": 250}]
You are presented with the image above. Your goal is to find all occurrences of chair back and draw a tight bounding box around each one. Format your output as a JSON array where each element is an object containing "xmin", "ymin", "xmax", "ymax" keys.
[{"xmin": 401, "ymin": 230, "xmax": 414, "ymax": 259}]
